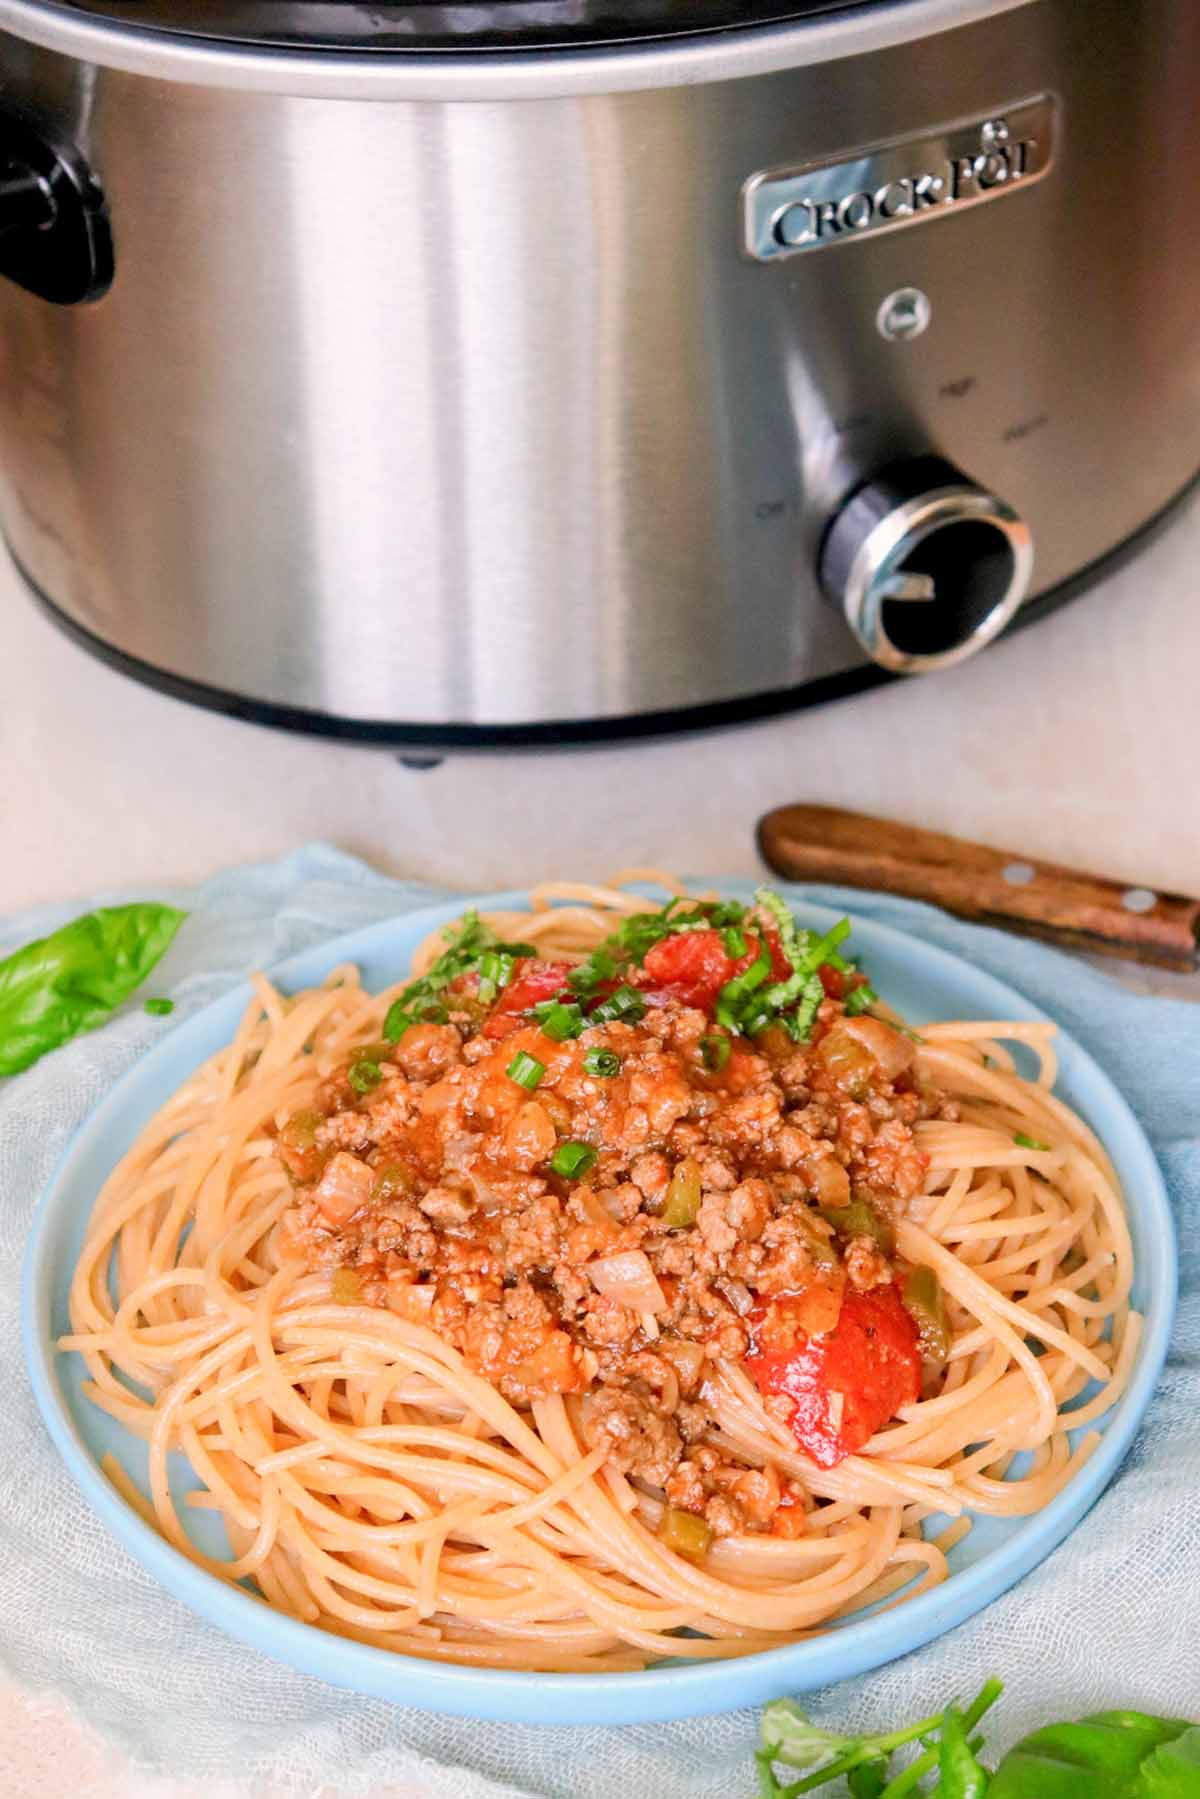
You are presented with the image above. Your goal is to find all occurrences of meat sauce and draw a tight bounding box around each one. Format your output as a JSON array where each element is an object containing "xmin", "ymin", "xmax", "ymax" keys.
[{"xmin": 275, "ymin": 919, "xmax": 956, "ymax": 1541}]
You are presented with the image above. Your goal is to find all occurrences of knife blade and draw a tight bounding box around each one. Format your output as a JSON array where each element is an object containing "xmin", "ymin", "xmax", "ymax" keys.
[{"xmin": 757, "ymin": 803, "xmax": 1200, "ymax": 976}]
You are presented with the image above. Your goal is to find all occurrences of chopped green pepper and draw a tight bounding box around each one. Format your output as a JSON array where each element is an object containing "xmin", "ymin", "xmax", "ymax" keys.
[
  {"xmin": 822, "ymin": 1198, "xmax": 896, "ymax": 1256},
  {"xmin": 662, "ymin": 1159, "xmax": 702, "ymax": 1229},
  {"xmin": 902, "ymin": 1264, "xmax": 951, "ymax": 1361},
  {"xmin": 331, "ymin": 1267, "xmax": 362, "ymax": 1304},
  {"xmin": 657, "ymin": 1506, "xmax": 713, "ymax": 1561}
]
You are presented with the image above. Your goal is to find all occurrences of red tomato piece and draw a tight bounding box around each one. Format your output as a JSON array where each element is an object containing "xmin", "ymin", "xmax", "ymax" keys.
[
  {"xmin": 482, "ymin": 960, "xmax": 573, "ymax": 1039},
  {"xmin": 746, "ymin": 1284, "xmax": 920, "ymax": 1469},
  {"xmin": 639, "ymin": 927, "xmax": 791, "ymax": 1013},
  {"xmin": 818, "ymin": 966, "xmax": 870, "ymax": 1002}
]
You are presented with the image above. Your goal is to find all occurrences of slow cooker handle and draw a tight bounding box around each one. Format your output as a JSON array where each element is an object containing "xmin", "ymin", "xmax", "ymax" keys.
[{"xmin": 0, "ymin": 114, "xmax": 112, "ymax": 304}]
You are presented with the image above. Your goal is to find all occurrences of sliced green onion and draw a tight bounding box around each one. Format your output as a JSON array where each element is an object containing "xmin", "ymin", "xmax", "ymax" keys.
[
  {"xmin": 721, "ymin": 924, "xmax": 748, "ymax": 958},
  {"xmin": 1014, "ymin": 1131, "xmax": 1051, "ymax": 1152},
  {"xmin": 714, "ymin": 934, "xmax": 772, "ymax": 1030},
  {"xmin": 550, "ymin": 1139, "xmax": 598, "ymax": 1179},
  {"xmin": 590, "ymin": 984, "xmax": 647, "ymax": 1025},
  {"xmin": 476, "ymin": 949, "xmax": 518, "ymax": 1004},
  {"xmin": 583, "ymin": 1047, "xmax": 621, "ymax": 1077},
  {"xmin": 144, "ymin": 997, "xmax": 174, "ymax": 1016},
  {"xmin": 843, "ymin": 982, "xmax": 879, "ymax": 1016},
  {"xmin": 348, "ymin": 1056, "xmax": 383, "ymax": 1094},
  {"xmin": 532, "ymin": 999, "xmax": 584, "ymax": 1042},
  {"xmin": 700, "ymin": 1033, "xmax": 731, "ymax": 1073},
  {"xmin": 506, "ymin": 1050, "xmax": 545, "ymax": 1091}
]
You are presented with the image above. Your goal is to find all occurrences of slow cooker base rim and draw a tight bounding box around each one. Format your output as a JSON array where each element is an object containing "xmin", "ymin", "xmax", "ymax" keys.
[{"xmin": 15, "ymin": 462, "xmax": 1200, "ymax": 754}]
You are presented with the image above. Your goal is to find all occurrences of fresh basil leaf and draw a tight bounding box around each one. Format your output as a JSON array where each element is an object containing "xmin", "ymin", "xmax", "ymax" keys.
[
  {"xmin": 0, "ymin": 903, "xmax": 186, "ymax": 1076},
  {"xmin": 1131, "ymin": 1724, "xmax": 1200, "ymax": 1796},
  {"xmin": 989, "ymin": 1714, "xmax": 1194, "ymax": 1799},
  {"xmin": 848, "ymin": 1758, "xmax": 889, "ymax": 1797}
]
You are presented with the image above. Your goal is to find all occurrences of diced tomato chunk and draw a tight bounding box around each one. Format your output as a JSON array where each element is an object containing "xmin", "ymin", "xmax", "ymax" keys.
[
  {"xmin": 818, "ymin": 966, "xmax": 869, "ymax": 1001},
  {"xmin": 638, "ymin": 927, "xmax": 791, "ymax": 1013},
  {"xmin": 482, "ymin": 960, "xmax": 573, "ymax": 1038},
  {"xmin": 746, "ymin": 1284, "xmax": 920, "ymax": 1469}
]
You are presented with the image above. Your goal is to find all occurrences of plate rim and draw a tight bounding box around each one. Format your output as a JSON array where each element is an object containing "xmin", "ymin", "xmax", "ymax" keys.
[{"xmin": 21, "ymin": 885, "xmax": 1179, "ymax": 1725}]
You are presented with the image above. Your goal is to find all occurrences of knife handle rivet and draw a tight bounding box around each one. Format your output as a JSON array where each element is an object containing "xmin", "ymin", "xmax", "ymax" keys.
[
  {"xmin": 1002, "ymin": 861, "xmax": 1036, "ymax": 885},
  {"xmin": 1121, "ymin": 887, "xmax": 1157, "ymax": 914}
]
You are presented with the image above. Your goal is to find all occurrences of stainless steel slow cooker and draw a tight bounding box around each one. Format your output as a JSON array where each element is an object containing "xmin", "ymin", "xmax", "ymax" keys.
[{"xmin": 1, "ymin": 0, "xmax": 1198, "ymax": 744}]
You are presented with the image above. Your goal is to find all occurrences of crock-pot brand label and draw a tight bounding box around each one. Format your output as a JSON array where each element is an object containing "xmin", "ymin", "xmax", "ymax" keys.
[{"xmin": 743, "ymin": 96, "xmax": 1056, "ymax": 261}]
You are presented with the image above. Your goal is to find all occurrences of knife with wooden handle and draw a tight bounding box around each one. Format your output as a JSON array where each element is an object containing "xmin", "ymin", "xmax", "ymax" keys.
[{"xmin": 757, "ymin": 804, "xmax": 1200, "ymax": 972}]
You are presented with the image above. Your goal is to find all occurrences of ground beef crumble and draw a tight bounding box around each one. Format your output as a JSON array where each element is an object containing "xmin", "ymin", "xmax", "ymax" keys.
[{"xmin": 275, "ymin": 969, "xmax": 956, "ymax": 1538}]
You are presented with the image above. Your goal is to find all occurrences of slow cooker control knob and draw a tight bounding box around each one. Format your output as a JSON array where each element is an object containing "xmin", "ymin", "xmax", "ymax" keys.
[
  {"xmin": 820, "ymin": 456, "xmax": 1034, "ymax": 673},
  {"xmin": 0, "ymin": 113, "xmax": 113, "ymax": 305}
]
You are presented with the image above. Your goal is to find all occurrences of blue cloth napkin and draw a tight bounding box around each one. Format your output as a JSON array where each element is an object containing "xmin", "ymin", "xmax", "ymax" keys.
[{"xmin": 2, "ymin": 844, "xmax": 1196, "ymax": 1798}]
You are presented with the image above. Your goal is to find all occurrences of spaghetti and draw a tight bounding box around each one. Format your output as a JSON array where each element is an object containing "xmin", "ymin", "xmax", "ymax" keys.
[{"xmin": 61, "ymin": 877, "xmax": 1136, "ymax": 1671}]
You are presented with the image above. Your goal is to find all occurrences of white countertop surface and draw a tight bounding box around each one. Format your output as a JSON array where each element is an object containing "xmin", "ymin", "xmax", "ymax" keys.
[{"xmin": 4, "ymin": 489, "xmax": 1199, "ymax": 1795}]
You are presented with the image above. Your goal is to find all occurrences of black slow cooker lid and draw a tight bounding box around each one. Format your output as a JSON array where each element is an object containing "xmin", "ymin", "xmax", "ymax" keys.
[{"xmin": 48, "ymin": 1, "xmax": 882, "ymax": 52}]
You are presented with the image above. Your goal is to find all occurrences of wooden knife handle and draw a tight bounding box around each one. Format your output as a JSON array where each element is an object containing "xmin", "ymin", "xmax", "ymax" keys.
[{"xmin": 757, "ymin": 804, "xmax": 1200, "ymax": 971}]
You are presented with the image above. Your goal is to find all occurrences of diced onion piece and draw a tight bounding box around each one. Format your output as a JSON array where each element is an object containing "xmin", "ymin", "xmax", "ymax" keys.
[
  {"xmin": 716, "ymin": 1277, "xmax": 753, "ymax": 1316},
  {"xmin": 330, "ymin": 1267, "xmax": 362, "ymax": 1304},
  {"xmin": 809, "ymin": 1156, "xmax": 850, "ymax": 1209},
  {"xmin": 658, "ymin": 1336, "xmax": 705, "ymax": 1390},
  {"xmin": 840, "ymin": 1015, "xmax": 915, "ymax": 1080},
  {"xmin": 313, "ymin": 1151, "xmax": 374, "ymax": 1226},
  {"xmin": 587, "ymin": 1250, "xmax": 668, "ymax": 1315},
  {"xmin": 658, "ymin": 1506, "xmax": 714, "ymax": 1561},
  {"xmin": 386, "ymin": 1279, "xmax": 436, "ymax": 1323},
  {"xmin": 776, "ymin": 1270, "xmax": 845, "ymax": 1338}
]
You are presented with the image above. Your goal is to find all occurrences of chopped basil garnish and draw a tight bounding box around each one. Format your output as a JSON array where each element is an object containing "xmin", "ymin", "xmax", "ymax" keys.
[{"xmin": 384, "ymin": 910, "xmax": 536, "ymax": 1041}]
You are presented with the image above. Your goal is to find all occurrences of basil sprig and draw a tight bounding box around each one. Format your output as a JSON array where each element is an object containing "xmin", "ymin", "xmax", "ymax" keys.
[
  {"xmin": 383, "ymin": 910, "xmax": 535, "ymax": 1041},
  {"xmin": 0, "ymin": 902, "xmax": 186, "ymax": 1076},
  {"xmin": 756, "ymin": 1682, "xmax": 1200, "ymax": 1798}
]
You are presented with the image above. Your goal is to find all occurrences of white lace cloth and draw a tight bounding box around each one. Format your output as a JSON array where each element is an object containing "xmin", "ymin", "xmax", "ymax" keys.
[{"xmin": 2, "ymin": 847, "xmax": 1196, "ymax": 1797}]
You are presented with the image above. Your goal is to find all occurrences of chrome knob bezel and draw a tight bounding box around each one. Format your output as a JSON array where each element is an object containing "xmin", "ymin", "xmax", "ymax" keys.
[{"xmin": 837, "ymin": 483, "xmax": 1034, "ymax": 673}]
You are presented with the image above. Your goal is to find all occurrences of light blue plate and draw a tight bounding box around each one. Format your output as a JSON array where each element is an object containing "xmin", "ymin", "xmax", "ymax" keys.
[{"xmin": 22, "ymin": 887, "xmax": 1177, "ymax": 1725}]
